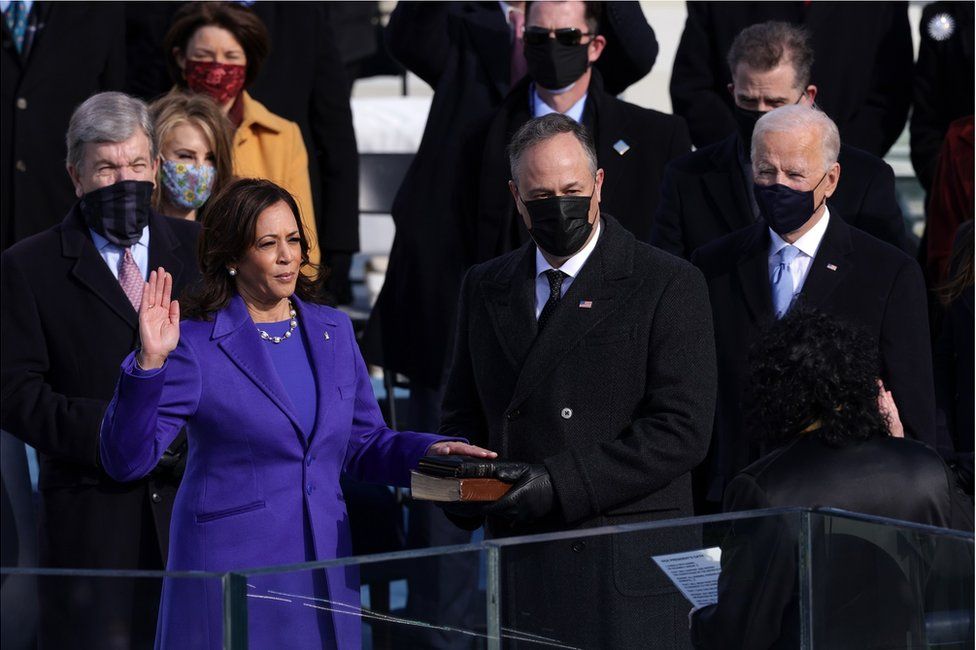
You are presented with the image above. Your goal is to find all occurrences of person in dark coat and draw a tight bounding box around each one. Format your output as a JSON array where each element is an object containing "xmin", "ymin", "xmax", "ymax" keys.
[
  {"xmin": 670, "ymin": 1, "xmax": 913, "ymax": 157},
  {"xmin": 691, "ymin": 307, "xmax": 970, "ymax": 650},
  {"xmin": 441, "ymin": 114, "xmax": 717, "ymax": 649},
  {"xmin": 909, "ymin": 0, "xmax": 974, "ymax": 196},
  {"xmin": 692, "ymin": 105, "xmax": 936, "ymax": 510},
  {"xmin": 652, "ymin": 20, "xmax": 908, "ymax": 261},
  {"xmin": 1, "ymin": 2, "xmax": 126, "ymax": 251},
  {"xmin": 466, "ymin": 0, "xmax": 691, "ymax": 263},
  {"xmin": 0, "ymin": 92, "xmax": 200, "ymax": 650}
]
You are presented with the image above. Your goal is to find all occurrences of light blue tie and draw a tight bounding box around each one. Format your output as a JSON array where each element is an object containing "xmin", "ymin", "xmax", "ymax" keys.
[
  {"xmin": 771, "ymin": 245, "xmax": 800, "ymax": 318},
  {"xmin": 4, "ymin": 1, "xmax": 27, "ymax": 54}
]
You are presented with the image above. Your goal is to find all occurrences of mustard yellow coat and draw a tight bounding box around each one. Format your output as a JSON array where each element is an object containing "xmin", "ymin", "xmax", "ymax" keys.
[{"xmin": 233, "ymin": 92, "xmax": 319, "ymax": 266}]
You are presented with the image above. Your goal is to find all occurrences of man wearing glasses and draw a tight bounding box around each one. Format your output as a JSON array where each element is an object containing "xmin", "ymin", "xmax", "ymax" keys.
[{"xmin": 463, "ymin": 0, "xmax": 692, "ymax": 264}]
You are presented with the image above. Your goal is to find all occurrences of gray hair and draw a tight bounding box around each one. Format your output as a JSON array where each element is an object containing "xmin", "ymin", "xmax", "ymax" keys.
[
  {"xmin": 507, "ymin": 114, "xmax": 598, "ymax": 188},
  {"xmin": 65, "ymin": 92, "xmax": 157, "ymax": 171},
  {"xmin": 751, "ymin": 105, "xmax": 840, "ymax": 170}
]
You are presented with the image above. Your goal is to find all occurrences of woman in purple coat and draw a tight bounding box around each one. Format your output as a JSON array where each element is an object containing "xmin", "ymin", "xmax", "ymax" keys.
[{"xmin": 99, "ymin": 178, "xmax": 494, "ymax": 649}]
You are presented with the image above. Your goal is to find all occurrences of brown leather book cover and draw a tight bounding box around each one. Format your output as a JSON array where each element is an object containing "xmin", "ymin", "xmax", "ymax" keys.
[{"xmin": 410, "ymin": 471, "xmax": 512, "ymax": 502}]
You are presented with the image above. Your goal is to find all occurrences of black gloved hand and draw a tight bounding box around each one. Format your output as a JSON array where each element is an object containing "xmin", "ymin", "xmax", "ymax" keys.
[
  {"xmin": 438, "ymin": 501, "xmax": 488, "ymax": 531},
  {"xmin": 484, "ymin": 463, "xmax": 554, "ymax": 525}
]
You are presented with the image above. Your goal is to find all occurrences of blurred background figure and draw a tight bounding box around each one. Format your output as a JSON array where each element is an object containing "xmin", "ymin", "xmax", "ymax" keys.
[
  {"xmin": 691, "ymin": 307, "xmax": 972, "ymax": 650},
  {"xmin": 670, "ymin": 1, "xmax": 912, "ymax": 157},
  {"xmin": 163, "ymin": 1, "xmax": 321, "ymax": 266},
  {"xmin": 933, "ymin": 220, "xmax": 974, "ymax": 497},
  {"xmin": 2, "ymin": 2, "xmax": 125, "ymax": 251},
  {"xmin": 149, "ymin": 92, "xmax": 235, "ymax": 222}
]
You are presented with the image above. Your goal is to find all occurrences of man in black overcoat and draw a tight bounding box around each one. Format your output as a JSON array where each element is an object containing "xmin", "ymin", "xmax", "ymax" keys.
[
  {"xmin": 670, "ymin": 1, "xmax": 913, "ymax": 157},
  {"xmin": 466, "ymin": 0, "xmax": 691, "ymax": 264},
  {"xmin": 1, "ymin": 2, "xmax": 126, "ymax": 251},
  {"xmin": 692, "ymin": 105, "xmax": 935, "ymax": 510},
  {"xmin": 652, "ymin": 21, "xmax": 908, "ymax": 261},
  {"xmin": 440, "ymin": 114, "xmax": 717, "ymax": 649},
  {"xmin": 0, "ymin": 92, "xmax": 200, "ymax": 649}
]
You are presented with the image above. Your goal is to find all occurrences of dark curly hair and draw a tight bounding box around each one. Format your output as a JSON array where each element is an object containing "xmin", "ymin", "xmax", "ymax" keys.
[
  {"xmin": 743, "ymin": 307, "xmax": 890, "ymax": 447},
  {"xmin": 181, "ymin": 178, "xmax": 327, "ymax": 320}
]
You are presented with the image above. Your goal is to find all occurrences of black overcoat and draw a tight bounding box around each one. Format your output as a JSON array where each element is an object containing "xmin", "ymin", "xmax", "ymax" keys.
[
  {"xmin": 441, "ymin": 215, "xmax": 717, "ymax": 648},
  {"xmin": 651, "ymin": 133, "xmax": 909, "ymax": 259},
  {"xmin": 692, "ymin": 214, "xmax": 936, "ymax": 503},
  {"xmin": 0, "ymin": 207, "xmax": 199, "ymax": 646}
]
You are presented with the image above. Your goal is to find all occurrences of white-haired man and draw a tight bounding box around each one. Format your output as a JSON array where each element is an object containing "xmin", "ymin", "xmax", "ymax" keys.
[
  {"xmin": 0, "ymin": 91, "xmax": 200, "ymax": 649},
  {"xmin": 692, "ymin": 105, "xmax": 935, "ymax": 509}
]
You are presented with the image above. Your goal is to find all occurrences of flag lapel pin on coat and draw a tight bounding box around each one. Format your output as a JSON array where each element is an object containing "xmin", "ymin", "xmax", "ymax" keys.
[
  {"xmin": 826, "ymin": 263, "xmax": 838, "ymax": 271},
  {"xmin": 578, "ymin": 299, "xmax": 593, "ymax": 309}
]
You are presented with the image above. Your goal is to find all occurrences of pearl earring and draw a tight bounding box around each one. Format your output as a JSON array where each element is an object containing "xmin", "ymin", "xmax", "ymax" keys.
[{"xmin": 228, "ymin": 268, "xmax": 237, "ymax": 277}]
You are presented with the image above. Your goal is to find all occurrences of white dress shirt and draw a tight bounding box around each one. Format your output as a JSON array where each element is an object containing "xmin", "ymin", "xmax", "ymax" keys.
[
  {"xmin": 90, "ymin": 226, "xmax": 150, "ymax": 282},
  {"xmin": 534, "ymin": 219, "xmax": 601, "ymax": 318},
  {"xmin": 767, "ymin": 207, "xmax": 831, "ymax": 297}
]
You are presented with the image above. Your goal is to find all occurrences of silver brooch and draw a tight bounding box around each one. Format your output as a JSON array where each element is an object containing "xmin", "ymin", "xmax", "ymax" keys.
[{"xmin": 927, "ymin": 13, "xmax": 955, "ymax": 41}]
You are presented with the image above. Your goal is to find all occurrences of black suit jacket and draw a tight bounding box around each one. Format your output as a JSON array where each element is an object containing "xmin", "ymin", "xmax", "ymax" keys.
[
  {"xmin": 692, "ymin": 435, "xmax": 963, "ymax": 649},
  {"xmin": 0, "ymin": 207, "xmax": 199, "ymax": 567},
  {"xmin": 469, "ymin": 70, "xmax": 692, "ymax": 263},
  {"xmin": 1, "ymin": 3, "xmax": 126, "ymax": 251},
  {"xmin": 364, "ymin": 1, "xmax": 660, "ymax": 389},
  {"xmin": 651, "ymin": 133, "xmax": 909, "ymax": 259},
  {"xmin": 670, "ymin": 1, "xmax": 913, "ymax": 156},
  {"xmin": 441, "ymin": 215, "xmax": 717, "ymax": 648},
  {"xmin": 692, "ymin": 215, "xmax": 936, "ymax": 502}
]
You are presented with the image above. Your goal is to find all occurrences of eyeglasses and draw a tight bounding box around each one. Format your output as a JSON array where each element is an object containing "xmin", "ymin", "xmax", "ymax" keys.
[{"xmin": 523, "ymin": 26, "xmax": 596, "ymax": 47}]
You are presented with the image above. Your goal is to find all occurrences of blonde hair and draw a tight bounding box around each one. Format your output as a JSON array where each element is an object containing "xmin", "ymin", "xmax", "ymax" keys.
[{"xmin": 149, "ymin": 91, "xmax": 235, "ymax": 213}]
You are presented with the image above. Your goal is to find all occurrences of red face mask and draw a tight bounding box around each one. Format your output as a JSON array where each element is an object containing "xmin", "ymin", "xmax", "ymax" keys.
[{"xmin": 184, "ymin": 60, "xmax": 246, "ymax": 105}]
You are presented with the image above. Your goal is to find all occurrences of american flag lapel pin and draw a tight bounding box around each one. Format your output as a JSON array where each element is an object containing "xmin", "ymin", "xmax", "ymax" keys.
[
  {"xmin": 578, "ymin": 299, "xmax": 593, "ymax": 309},
  {"xmin": 826, "ymin": 263, "xmax": 838, "ymax": 271}
]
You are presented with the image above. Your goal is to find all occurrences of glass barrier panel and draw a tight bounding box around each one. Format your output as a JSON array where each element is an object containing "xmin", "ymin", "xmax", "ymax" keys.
[
  {"xmin": 237, "ymin": 547, "xmax": 491, "ymax": 649},
  {"xmin": 806, "ymin": 510, "xmax": 974, "ymax": 650}
]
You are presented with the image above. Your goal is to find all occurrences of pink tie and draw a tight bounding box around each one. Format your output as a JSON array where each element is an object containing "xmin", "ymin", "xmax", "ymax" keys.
[
  {"xmin": 119, "ymin": 247, "xmax": 143, "ymax": 311},
  {"xmin": 509, "ymin": 9, "xmax": 527, "ymax": 89}
]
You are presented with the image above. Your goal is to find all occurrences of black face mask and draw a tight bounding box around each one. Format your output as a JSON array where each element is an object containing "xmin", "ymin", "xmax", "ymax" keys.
[
  {"xmin": 733, "ymin": 105, "xmax": 765, "ymax": 145},
  {"xmin": 521, "ymin": 195, "xmax": 594, "ymax": 257},
  {"xmin": 524, "ymin": 38, "xmax": 590, "ymax": 91},
  {"xmin": 79, "ymin": 180, "xmax": 154, "ymax": 246},
  {"xmin": 753, "ymin": 172, "xmax": 828, "ymax": 236}
]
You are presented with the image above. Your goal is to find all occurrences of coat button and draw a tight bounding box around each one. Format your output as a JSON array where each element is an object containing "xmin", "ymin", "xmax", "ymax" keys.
[
  {"xmin": 14, "ymin": 160, "xmax": 26, "ymax": 172},
  {"xmin": 560, "ymin": 408, "xmax": 573, "ymax": 419},
  {"xmin": 306, "ymin": 483, "xmax": 314, "ymax": 495},
  {"xmin": 507, "ymin": 409, "xmax": 521, "ymax": 421},
  {"xmin": 151, "ymin": 492, "xmax": 161, "ymax": 503},
  {"xmin": 571, "ymin": 541, "xmax": 586, "ymax": 552},
  {"xmin": 16, "ymin": 97, "xmax": 26, "ymax": 110}
]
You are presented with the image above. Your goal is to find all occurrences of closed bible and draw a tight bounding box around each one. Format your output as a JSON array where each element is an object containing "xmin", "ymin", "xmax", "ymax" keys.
[{"xmin": 410, "ymin": 471, "xmax": 512, "ymax": 502}]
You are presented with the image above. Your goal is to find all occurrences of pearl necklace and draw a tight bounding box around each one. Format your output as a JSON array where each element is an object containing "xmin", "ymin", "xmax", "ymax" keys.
[{"xmin": 257, "ymin": 301, "xmax": 298, "ymax": 344}]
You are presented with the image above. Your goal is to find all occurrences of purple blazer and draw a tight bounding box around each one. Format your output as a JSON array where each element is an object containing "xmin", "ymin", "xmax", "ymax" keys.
[{"xmin": 100, "ymin": 295, "xmax": 448, "ymax": 649}]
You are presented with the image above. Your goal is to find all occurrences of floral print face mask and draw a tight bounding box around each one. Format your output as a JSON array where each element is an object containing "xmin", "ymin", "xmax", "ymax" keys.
[{"xmin": 160, "ymin": 160, "xmax": 216, "ymax": 211}]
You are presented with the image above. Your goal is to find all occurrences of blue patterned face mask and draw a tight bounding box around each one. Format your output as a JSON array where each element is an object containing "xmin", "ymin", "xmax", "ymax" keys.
[{"xmin": 160, "ymin": 160, "xmax": 215, "ymax": 210}]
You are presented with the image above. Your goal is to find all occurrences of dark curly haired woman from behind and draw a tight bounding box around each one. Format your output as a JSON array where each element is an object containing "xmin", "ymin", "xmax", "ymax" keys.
[{"xmin": 691, "ymin": 307, "xmax": 972, "ymax": 650}]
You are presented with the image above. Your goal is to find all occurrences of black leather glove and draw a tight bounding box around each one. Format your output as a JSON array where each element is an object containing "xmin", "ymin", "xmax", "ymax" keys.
[{"xmin": 484, "ymin": 463, "xmax": 554, "ymax": 525}]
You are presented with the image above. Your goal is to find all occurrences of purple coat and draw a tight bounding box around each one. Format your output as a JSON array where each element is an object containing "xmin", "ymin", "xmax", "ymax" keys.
[{"xmin": 100, "ymin": 295, "xmax": 447, "ymax": 649}]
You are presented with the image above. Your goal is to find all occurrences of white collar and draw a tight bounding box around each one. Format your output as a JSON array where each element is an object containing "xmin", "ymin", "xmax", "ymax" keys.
[
  {"xmin": 535, "ymin": 218, "xmax": 601, "ymax": 279},
  {"xmin": 531, "ymin": 83, "xmax": 588, "ymax": 122},
  {"xmin": 769, "ymin": 206, "xmax": 831, "ymax": 259}
]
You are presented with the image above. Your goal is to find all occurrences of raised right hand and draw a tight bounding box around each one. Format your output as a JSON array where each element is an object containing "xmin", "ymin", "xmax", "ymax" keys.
[{"xmin": 137, "ymin": 267, "xmax": 180, "ymax": 370}]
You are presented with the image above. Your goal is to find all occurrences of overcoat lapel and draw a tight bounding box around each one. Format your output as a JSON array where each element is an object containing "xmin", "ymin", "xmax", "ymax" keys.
[
  {"xmin": 704, "ymin": 135, "xmax": 755, "ymax": 233},
  {"xmin": 61, "ymin": 206, "xmax": 138, "ymax": 330},
  {"xmin": 147, "ymin": 212, "xmax": 187, "ymax": 291},
  {"xmin": 213, "ymin": 295, "xmax": 307, "ymax": 444},
  {"xmin": 464, "ymin": 3, "xmax": 511, "ymax": 100},
  {"xmin": 509, "ymin": 217, "xmax": 642, "ymax": 408},
  {"xmin": 734, "ymin": 224, "xmax": 774, "ymax": 324},
  {"xmin": 797, "ymin": 211, "xmax": 854, "ymax": 309},
  {"xmin": 482, "ymin": 245, "xmax": 537, "ymax": 374},
  {"xmin": 292, "ymin": 296, "xmax": 339, "ymax": 445}
]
